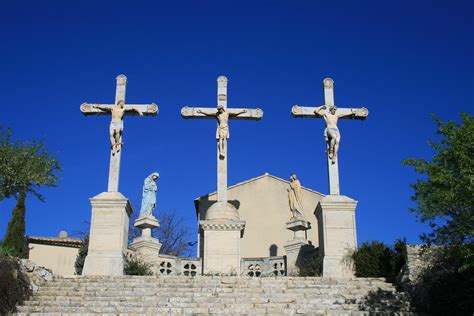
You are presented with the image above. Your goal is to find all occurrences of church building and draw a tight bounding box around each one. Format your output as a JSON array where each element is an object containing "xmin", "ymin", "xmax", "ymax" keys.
[{"xmin": 194, "ymin": 173, "xmax": 324, "ymax": 259}]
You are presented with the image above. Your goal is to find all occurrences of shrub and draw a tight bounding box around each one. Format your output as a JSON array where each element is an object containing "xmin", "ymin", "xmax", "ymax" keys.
[
  {"xmin": 352, "ymin": 239, "xmax": 406, "ymax": 282},
  {"xmin": 124, "ymin": 255, "xmax": 153, "ymax": 276},
  {"xmin": 0, "ymin": 256, "xmax": 32, "ymax": 313},
  {"xmin": 299, "ymin": 255, "xmax": 322, "ymax": 277},
  {"xmin": 0, "ymin": 245, "xmax": 16, "ymax": 256}
]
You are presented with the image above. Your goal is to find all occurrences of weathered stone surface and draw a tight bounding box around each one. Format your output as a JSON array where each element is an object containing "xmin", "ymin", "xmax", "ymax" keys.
[
  {"xmin": 82, "ymin": 191, "xmax": 132, "ymax": 276},
  {"xmin": 19, "ymin": 259, "xmax": 53, "ymax": 293},
  {"xmin": 316, "ymin": 194, "xmax": 358, "ymax": 278},
  {"xmin": 16, "ymin": 275, "xmax": 415, "ymax": 315}
]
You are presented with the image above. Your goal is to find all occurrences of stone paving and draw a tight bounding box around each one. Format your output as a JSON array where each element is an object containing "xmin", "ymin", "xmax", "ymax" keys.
[{"xmin": 16, "ymin": 275, "xmax": 415, "ymax": 315}]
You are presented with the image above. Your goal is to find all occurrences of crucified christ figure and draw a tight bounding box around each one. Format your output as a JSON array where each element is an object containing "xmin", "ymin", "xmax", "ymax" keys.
[
  {"xmin": 197, "ymin": 105, "xmax": 247, "ymax": 159},
  {"xmin": 93, "ymin": 100, "xmax": 144, "ymax": 155},
  {"xmin": 314, "ymin": 105, "xmax": 355, "ymax": 163}
]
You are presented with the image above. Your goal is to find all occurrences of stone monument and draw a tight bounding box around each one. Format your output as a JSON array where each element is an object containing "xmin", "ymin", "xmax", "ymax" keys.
[
  {"xmin": 130, "ymin": 172, "xmax": 162, "ymax": 258},
  {"xmin": 284, "ymin": 174, "xmax": 311, "ymax": 275},
  {"xmin": 80, "ymin": 75, "xmax": 158, "ymax": 275},
  {"xmin": 291, "ymin": 78, "xmax": 368, "ymax": 277},
  {"xmin": 181, "ymin": 75, "xmax": 263, "ymax": 274}
]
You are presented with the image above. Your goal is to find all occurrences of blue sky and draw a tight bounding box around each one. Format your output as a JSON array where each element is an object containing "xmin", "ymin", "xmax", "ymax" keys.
[{"xmin": 1, "ymin": 0, "xmax": 472, "ymax": 250}]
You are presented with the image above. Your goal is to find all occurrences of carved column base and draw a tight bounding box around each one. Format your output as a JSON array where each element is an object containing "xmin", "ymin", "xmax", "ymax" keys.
[
  {"xmin": 200, "ymin": 220, "xmax": 245, "ymax": 275},
  {"xmin": 315, "ymin": 194, "xmax": 357, "ymax": 278},
  {"xmin": 83, "ymin": 192, "xmax": 132, "ymax": 276}
]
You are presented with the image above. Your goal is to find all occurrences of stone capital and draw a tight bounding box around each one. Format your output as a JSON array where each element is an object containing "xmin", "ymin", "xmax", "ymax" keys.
[
  {"xmin": 200, "ymin": 220, "xmax": 246, "ymax": 232},
  {"xmin": 90, "ymin": 191, "xmax": 132, "ymax": 217},
  {"xmin": 286, "ymin": 218, "xmax": 310, "ymax": 231},
  {"xmin": 134, "ymin": 214, "xmax": 160, "ymax": 229}
]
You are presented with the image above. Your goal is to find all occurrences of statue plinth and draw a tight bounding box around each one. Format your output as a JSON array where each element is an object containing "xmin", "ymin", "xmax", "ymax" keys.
[
  {"xmin": 130, "ymin": 214, "xmax": 161, "ymax": 257},
  {"xmin": 83, "ymin": 191, "xmax": 132, "ymax": 276},
  {"xmin": 286, "ymin": 218, "xmax": 310, "ymax": 240},
  {"xmin": 284, "ymin": 217, "xmax": 311, "ymax": 276},
  {"xmin": 315, "ymin": 194, "xmax": 357, "ymax": 278}
]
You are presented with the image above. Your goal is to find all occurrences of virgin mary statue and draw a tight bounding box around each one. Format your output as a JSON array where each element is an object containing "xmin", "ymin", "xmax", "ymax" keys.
[{"xmin": 139, "ymin": 172, "xmax": 159, "ymax": 217}]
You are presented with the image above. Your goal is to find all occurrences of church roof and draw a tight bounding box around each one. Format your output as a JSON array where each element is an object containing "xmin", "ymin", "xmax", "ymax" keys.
[
  {"xmin": 28, "ymin": 236, "xmax": 83, "ymax": 248},
  {"xmin": 194, "ymin": 173, "xmax": 325, "ymax": 215}
]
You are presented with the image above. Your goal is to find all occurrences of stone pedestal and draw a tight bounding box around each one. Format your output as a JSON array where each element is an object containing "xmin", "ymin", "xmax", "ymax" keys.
[
  {"xmin": 130, "ymin": 215, "xmax": 162, "ymax": 259},
  {"xmin": 200, "ymin": 219, "xmax": 245, "ymax": 275},
  {"xmin": 315, "ymin": 194, "xmax": 357, "ymax": 278},
  {"xmin": 284, "ymin": 219, "xmax": 310, "ymax": 276},
  {"xmin": 83, "ymin": 192, "xmax": 132, "ymax": 276}
]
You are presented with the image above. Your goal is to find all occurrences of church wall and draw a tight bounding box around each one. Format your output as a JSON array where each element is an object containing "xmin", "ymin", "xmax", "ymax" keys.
[
  {"xmin": 198, "ymin": 175, "xmax": 323, "ymax": 258},
  {"xmin": 28, "ymin": 243, "xmax": 79, "ymax": 276}
]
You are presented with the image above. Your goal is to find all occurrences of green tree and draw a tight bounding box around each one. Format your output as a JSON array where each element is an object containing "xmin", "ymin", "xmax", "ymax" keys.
[
  {"xmin": 403, "ymin": 114, "xmax": 474, "ymax": 314},
  {"xmin": 403, "ymin": 113, "xmax": 473, "ymax": 246},
  {"xmin": 0, "ymin": 127, "xmax": 61, "ymax": 256},
  {"xmin": 3, "ymin": 193, "xmax": 27, "ymax": 257}
]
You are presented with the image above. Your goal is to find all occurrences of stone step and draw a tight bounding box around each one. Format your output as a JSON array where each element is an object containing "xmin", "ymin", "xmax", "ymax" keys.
[
  {"xmin": 16, "ymin": 276, "xmax": 414, "ymax": 315},
  {"xmin": 16, "ymin": 306, "xmax": 416, "ymax": 315}
]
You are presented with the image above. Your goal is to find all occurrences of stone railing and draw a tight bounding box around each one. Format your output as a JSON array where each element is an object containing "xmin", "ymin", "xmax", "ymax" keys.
[
  {"xmin": 152, "ymin": 254, "xmax": 202, "ymax": 276},
  {"xmin": 241, "ymin": 256, "xmax": 287, "ymax": 277},
  {"xmin": 127, "ymin": 248, "xmax": 202, "ymax": 276}
]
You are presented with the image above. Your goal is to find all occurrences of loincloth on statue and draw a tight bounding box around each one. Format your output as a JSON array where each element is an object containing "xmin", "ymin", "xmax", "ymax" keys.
[
  {"xmin": 110, "ymin": 120, "xmax": 124, "ymax": 131},
  {"xmin": 216, "ymin": 125, "xmax": 229, "ymax": 139},
  {"xmin": 324, "ymin": 127, "xmax": 340, "ymax": 141}
]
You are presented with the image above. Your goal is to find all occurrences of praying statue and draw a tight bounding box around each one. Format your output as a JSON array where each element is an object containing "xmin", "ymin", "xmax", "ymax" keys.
[
  {"xmin": 93, "ymin": 100, "xmax": 144, "ymax": 155},
  {"xmin": 197, "ymin": 105, "xmax": 247, "ymax": 158},
  {"xmin": 139, "ymin": 172, "xmax": 159, "ymax": 217},
  {"xmin": 288, "ymin": 174, "xmax": 305, "ymax": 219},
  {"xmin": 314, "ymin": 105, "xmax": 356, "ymax": 163}
]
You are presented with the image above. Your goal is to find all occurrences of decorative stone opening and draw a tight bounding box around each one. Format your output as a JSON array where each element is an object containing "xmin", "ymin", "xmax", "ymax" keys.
[
  {"xmin": 247, "ymin": 264, "xmax": 262, "ymax": 277},
  {"xmin": 273, "ymin": 261, "xmax": 285, "ymax": 276},
  {"xmin": 159, "ymin": 261, "xmax": 173, "ymax": 275},
  {"xmin": 183, "ymin": 263, "xmax": 197, "ymax": 276}
]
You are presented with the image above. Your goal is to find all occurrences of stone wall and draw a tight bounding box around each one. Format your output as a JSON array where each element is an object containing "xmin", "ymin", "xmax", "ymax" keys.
[
  {"xmin": 396, "ymin": 245, "xmax": 442, "ymax": 310},
  {"xmin": 20, "ymin": 259, "xmax": 54, "ymax": 293}
]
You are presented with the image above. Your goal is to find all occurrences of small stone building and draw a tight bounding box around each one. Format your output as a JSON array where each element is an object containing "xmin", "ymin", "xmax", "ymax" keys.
[
  {"xmin": 194, "ymin": 173, "xmax": 324, "ymax": 259},
  {"xmin": 27, "ymin": 232, "xmax": 82, "ymax": 276}
]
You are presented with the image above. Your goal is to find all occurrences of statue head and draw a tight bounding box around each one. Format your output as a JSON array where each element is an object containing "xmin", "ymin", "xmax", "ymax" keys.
[
  {"xmin": 329, "ymin": 105, "xmax": 337, "ymax": 114},
  {"xmin": 290, "ymin": 173, "xmax": 297, "ymax": 181},
  {"xmin": 148, "ymin": 172, "xmax": 160, "ymax": 181},
  {"xmin": 117, "ymin": 100, "xmax": 125, "ymax": 108},
  {"xmin": 217, "ymin": 104, "xmax": 225, "ymax": 113}
]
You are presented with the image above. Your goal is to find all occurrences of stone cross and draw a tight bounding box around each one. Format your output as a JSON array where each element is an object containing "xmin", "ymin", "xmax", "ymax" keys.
[
  {"xmin": 181, "ymin": 76, "xmax": 263, "ymax": 205},
  {"xmin": 291, "ymin": 78, "xmax": 368, "ymax": 195},
  {"xmin": 80, "ymin": 75, "xmax": 158, "ymax": 192}
]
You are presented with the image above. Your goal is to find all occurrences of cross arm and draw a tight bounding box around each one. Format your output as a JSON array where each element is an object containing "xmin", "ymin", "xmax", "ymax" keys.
[
  {"xmin": 181, "ymin": 107, "xmax": 217, "ymax": 119},
  {"xmin": 80, "ymin": 103, "xmax": 158, "ymax": 116},
  {"xmin": 227, "ymin": 108, "xmax": 263, "ymax": 120},
  {"xmin": 181, "ymin": 106, "xmax": 264, "ymax": 120},
  {"xmin": 291, "ymin": 105, "xmax": 368, "ymax": 120},
  {"xmin": 124, "ymin": 104, "xmax": 159, "ymax": 116}
]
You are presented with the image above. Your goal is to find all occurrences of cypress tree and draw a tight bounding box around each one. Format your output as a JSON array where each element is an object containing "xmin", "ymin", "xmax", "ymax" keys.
[{"xmin": 3, "ymin": 192, "xmax": 27, "ymax": 257}]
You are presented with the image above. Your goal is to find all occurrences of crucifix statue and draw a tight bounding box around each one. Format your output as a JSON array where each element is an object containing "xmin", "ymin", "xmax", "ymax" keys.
[
  {"xmin": 291, "ymin": 78, "xmax": 368, "ymax": 195},
  {"xmin": 181, "ymin": 76, "xmax": 263, "ymax": 207},
  {"xmin": 80, "ymin": 75, "xmax": 158, "ymax": 192}
]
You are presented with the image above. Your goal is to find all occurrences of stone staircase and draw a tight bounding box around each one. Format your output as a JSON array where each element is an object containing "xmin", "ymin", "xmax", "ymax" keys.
[{"xmin": 16, "ymin": 276, "xmax": 415, "ymax": 315}]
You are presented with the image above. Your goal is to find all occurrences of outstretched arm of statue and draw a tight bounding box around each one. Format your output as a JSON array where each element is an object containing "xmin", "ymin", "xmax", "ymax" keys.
[
  {"xmin": 92, "ymin": 104, "xmax": 111, "ymax": 112},
  {"xmin": 230, "ymin": 109, "xmax": 247, "ymax": 117},
  {"xmin": 314, "ymin": 105, "xmax": 327, "ymax": 115},
  {"xmin": 129, "ymin": 107, "xmax": 144, "ymax": 116},
  {"xmin": 197, "ymin": 109, "xmax": 217, "ymax": 117}
]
